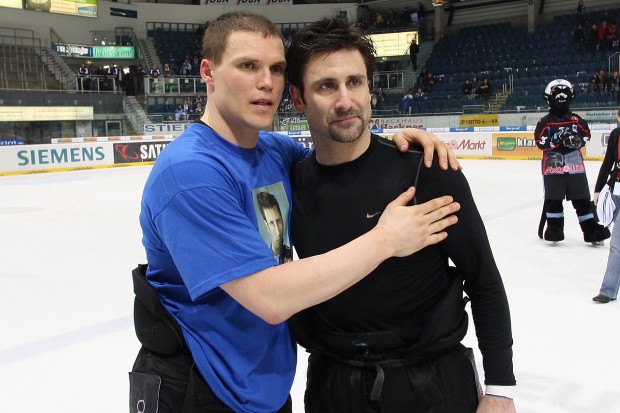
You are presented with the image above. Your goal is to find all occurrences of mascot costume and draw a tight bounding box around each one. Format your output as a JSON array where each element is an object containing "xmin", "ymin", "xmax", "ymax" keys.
[{"xmin": 535, "ymin": 79, "xmax": 610, "ymax": 244}]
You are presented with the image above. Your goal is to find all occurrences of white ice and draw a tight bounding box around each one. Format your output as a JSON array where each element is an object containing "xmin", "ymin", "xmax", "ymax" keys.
[{"xmin": 1, "ymin": 159, "xmax": 619, "ymax": 413}]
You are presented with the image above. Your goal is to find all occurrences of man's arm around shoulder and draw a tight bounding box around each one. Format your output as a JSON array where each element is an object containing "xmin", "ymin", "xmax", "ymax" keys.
[{"xmin": 221, "ymin": 188, "xmax": 460, "ymax": 324}]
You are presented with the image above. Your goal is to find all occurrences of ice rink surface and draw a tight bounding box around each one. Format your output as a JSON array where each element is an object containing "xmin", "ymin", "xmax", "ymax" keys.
[{"xmin": 1, "ymin": 159, "xmax": 619, "ymax": 413}]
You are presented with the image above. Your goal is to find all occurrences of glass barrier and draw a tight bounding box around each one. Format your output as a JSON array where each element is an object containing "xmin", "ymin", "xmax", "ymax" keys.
[
  {"xmin": 372, "ymin": 71, "xmax": 404, "ymax": 89},
  {"xmin": 76, "ymin": 75, "xmax": 123, "ymax": 93},
  {"xmin": 144, "ymin": 76, "xmax": 205, "ymax": 95}
]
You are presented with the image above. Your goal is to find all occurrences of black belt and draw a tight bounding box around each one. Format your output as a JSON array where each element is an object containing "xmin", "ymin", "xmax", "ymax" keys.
[{"xmin": 312, "ymin": 343, "xmax": 454, "ymax": 412}]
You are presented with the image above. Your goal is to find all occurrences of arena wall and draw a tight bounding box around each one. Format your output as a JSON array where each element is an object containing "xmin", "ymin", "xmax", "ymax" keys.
[{"xmin": 1, "ymin": 126, "xmax": 614, "ymax": 176}]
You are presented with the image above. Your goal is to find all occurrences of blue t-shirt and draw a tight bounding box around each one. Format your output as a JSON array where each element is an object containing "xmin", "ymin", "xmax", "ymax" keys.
[{"xmin": 140, "ymin": 122, "xmax": 310, "ymax": 412}]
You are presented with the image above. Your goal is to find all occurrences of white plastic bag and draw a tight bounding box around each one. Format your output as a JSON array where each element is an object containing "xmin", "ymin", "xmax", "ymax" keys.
[{"xmin": 597, "ymin": 184, "xmax": 616, "ymax": 227}]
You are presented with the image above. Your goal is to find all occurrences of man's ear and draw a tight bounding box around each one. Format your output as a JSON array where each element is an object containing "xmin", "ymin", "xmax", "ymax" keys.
[
  {"xmin": 200, "ymin": 59, "xmax": 214, "ymax": 85},
  {"xmin": 289, "ymin": 84, "xmax": 305, "ymax": 113}
]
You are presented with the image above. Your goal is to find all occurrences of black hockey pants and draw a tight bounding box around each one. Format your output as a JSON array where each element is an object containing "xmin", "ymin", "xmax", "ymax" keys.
[
  {"xmin": 302, "ymin": 344, "xmax": 481, "ymax": 413},
  {"xmin": 129, "ymin": 264, "xmax": 292, "ymax": 413}
]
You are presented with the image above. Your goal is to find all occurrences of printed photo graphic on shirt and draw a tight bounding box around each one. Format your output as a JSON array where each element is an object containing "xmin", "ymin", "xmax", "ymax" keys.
[
  {"xmin": 543, "ymin": 150, "xmax": 585, "ymax": 175},
  {"xmin": 253, "ymin": 183, "xmax": 293, "ymax": 264}
]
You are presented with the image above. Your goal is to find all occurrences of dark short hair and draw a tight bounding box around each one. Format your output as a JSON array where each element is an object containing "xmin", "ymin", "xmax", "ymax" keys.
[
  {"xmin": 286, "ymin": 14, "xmax": 376, "ymax": 100},
  {"xmin": 256, "ymin": 191, "xmax": 281, "ymax": 221},
  {"xmin": 202, "ymin": 11, "xmax": 284, "ymax": 66}
]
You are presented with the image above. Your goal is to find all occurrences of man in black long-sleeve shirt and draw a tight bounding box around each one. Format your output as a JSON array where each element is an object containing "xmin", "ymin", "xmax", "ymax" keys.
[{"xmin": 287, "ymin": 15, "xmax": 516, "ymax": 413}]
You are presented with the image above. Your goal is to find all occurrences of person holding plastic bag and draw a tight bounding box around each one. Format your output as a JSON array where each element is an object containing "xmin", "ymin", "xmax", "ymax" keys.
[{"xmin": 592, "ymin": 109, "xmax": 620, "ymax": 303}]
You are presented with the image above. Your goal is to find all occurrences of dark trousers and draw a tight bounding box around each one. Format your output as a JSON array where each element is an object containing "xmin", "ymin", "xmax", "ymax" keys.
[
  {"xmin": 303, "ymin": 345, "xmax": 480, "ymax": 413},
  {"xmin": 543, "ymin": 173, "xmax": 590, "ymax": 201},
  {"xmin": 130, "ymin": 347, "xmax": 293, "ymax": 413}
]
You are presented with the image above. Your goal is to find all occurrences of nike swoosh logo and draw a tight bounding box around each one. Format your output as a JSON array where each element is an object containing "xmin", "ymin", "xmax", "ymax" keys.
[{"xmin": 366, "ymin": 212, "xmax": 381, "ymax": 219}]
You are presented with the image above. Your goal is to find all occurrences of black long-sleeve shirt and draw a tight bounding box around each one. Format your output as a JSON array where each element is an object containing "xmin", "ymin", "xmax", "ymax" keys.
[
  {"xmin": 594, "ymin": 127, "xmax": 620, "ymax": 193},
  {"xmin": 290, "ymin": 134, "xmax": 515, "ymax": 386}
]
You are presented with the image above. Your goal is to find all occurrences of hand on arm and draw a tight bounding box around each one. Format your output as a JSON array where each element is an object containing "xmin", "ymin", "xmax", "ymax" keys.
[
  {"xmin": 221, "ymin": 187, "xmax": 460, "ymax": 324},
  {"xmin": 391, "ymin": 128, "xmax": 461, "ymax": 171},
  {"xmin": 476, "ymin": 395, "xmax": 516, "ymax": 413}
]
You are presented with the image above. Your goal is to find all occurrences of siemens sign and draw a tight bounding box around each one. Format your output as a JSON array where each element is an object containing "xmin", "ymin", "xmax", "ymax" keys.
[{"xmin": 17, "ymin": 146, "xmax": 106, "ymax": 166}]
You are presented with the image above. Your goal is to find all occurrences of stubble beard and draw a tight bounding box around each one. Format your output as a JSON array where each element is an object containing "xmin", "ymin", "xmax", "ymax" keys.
[{"xmin": 327, "ymin": 112, "xmax": 365, "ymax": 144}]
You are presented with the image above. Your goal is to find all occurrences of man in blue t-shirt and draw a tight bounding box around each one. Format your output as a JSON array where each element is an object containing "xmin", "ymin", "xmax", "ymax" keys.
[{"xmin": 130, "ymin": 11, "xmax": 461, "ymax": 413}]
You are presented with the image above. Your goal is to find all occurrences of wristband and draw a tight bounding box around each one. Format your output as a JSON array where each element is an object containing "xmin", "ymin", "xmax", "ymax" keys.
[{"xmin": 485, "ymin": 385, "xmax": 515, "ymax": 400}]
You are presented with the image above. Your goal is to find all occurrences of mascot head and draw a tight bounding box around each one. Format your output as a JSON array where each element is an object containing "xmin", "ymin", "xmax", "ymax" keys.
[{"xmin": 543, "ymin": 79, "xmax": 575, "ymax": 115}]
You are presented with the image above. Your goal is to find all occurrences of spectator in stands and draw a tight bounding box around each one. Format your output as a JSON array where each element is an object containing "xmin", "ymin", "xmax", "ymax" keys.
[
  {"xmin": 77, "ymin": 63, "xmax": 91, "ymax": 91},
  {"xmin": 192, "ymin": 53, "xmax": 201, "ymax": 75},
  {"xmin": 414, "ymin": 87, "xmax": 426, "ymax": 113},
  {"xmin": 149, "ymin": 65, "xmax": 161, "ymax": 93},
  {"xmin": 577, "ymin": 0, "xmax": 585, "ymax": 24},
  {"xmin": 409, "ymin": 40, "xmax": 419, "ymax": 70},
  {"xmin": 149, "ymin": 65, "xmax": 161, "ymax": 78},
  {"xmin": 179, "ymin": 59, "xmax": 192, "ymax": 76},
  {"xmin": 374, "ymin": 10, "xmax": 384, "ymax": 29},
  {"xmin": 598, "ymin": 20, "xmax": 610, "ymax": 51},
  {"xmin": 106, "ymin": 64, "xmax": 119, "ymax": 91},
  {"xmin": 462, "ymin": 79, "xmax": 473, "ymax": 97},
  {"xmin": 590, "ymin": 70, "xmax": 602, "ymax": 93},
  {"xmin": 592, "ymin": 70, "xmax": 607, "ymax": 93},
  {"xmin": 174, "ymin": 104, "xmax": 187, "ymax": 121},
  {"xmin": 136, "ymin": 64, "xmax": 145, "ymax": 77},
  {"xmin": 134, "ymin": 64, "xmax": 146, "ymax": 95},
  {"xmin": 357, "ymin": 5, "xmax": 371, "ymax": 29},
  {"xmin": 573, "ymin": 24, "xmax": 586, "ymax": 51},
  {"xmin": 417, "ymin": 66, "xmax": 428, "ymax": 83},
  {"xmin": 166, "ymin": 52, "xmax": 178, "ymax": 72},
  {"xmin": 421, "ymin": 71, "xmax": 435, "ymax": 93},
  {"xmin": 589, "ymin": 23, "xmax": 599, "ymax": 53},
  {"xmin": 609, "ymin": 70, "xmax": 620, "ymax": 104},
  {"xmin": 93, "ymin": 64, "xmax": 105, "ymax": 91},
  {"xmin": 472, "ymin": 75, "xmax": 480, "ymax": 96},
  {"xmin": 402, "ymin": 89, "xmax": 413, "ymax": 114},
  {"xmin": 278, "ymin": 96, "xmax": 291, "ymax": 114},
  {"xmin": 435, "ymin": 33, "xmax": 447, "ymax": 58},
  {"xmin": 193, "ymin": 93, "xmax": 205, "ymax": 115},
  {"xmin": 479, "ymin": 78, "xmax": 492, "ymax": 101},
  {"xmin": 163, "ymin": 63, "xmax": 173, "ymax": 77},
  {"xmin": 118, "ymin": 65, "xmax": 128, "ymax": 94},
  {"xmin": 606, "ymin": 21, "xmax": 617, "ymax": 51},
  {"xmin": 183, "ymin": 96, "xmax": 194, "ymax": 117},
  {"xmin": 372, "ymin": 87, "xmax": 384, "ymax": 110}
]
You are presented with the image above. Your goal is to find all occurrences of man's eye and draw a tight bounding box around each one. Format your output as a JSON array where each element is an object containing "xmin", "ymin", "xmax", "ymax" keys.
[
  {"xmin": 271, "ymin": 66, "xmax": 284, "ymax": 74},
  {"xmin": 349, "ymin": 79, "xmax": 363, "ymax": 87},
  {"xmin": 241, "ymin": 63, "xmax": 255, "ymax": 70}
]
